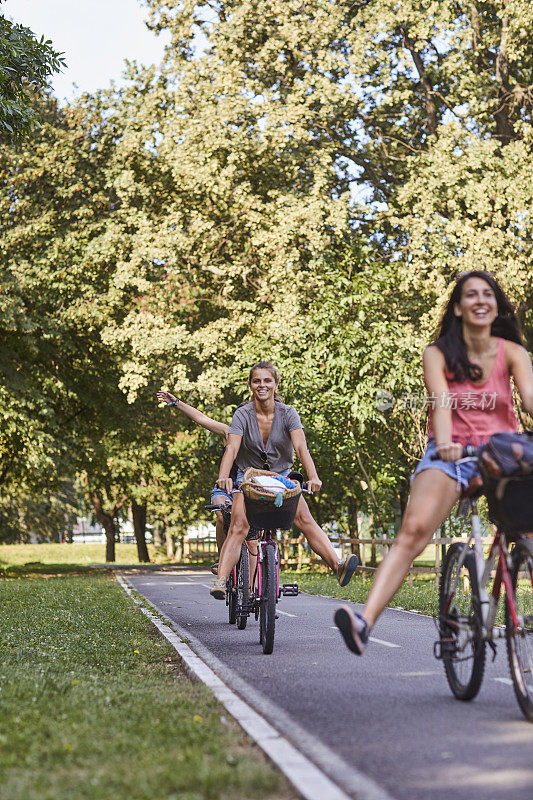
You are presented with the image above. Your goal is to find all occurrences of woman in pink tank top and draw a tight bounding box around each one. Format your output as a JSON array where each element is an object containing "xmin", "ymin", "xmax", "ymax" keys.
[{"xmin": 335, "ymin": 271, "xmax": 533, "ymax": 656}]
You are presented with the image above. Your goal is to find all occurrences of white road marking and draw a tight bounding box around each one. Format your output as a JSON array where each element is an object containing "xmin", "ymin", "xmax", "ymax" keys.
[
  {"xmin": 494, "ymin": 677, "xmax": 513, "ymax": 686},
  {"xmin": 117, "ymin": 575, "xmax": 363, "ymax": 800},
  {"xmin": 369, "ymin": 636, "xmax": 401, "ymax": 648},
  {"xmin": 330, "ymin": 627, "xmax": 401, "ymax": 648},
  {"xmin": 277, "ymin": 609, "xmax": 297, "ymax": 617}
]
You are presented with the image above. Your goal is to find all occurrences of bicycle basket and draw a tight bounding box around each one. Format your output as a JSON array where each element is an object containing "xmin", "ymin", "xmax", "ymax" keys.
[
  {"xmin": 241, "ymin": 468, "xmax": 301, "ymax": 530},
  {"xmin": 480, "ymin": 469, "xmax": 533, "ymax": 538}
]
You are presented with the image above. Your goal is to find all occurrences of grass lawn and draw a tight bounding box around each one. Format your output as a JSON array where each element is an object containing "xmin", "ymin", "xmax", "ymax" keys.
[
  {"xmin": 0, "ymin": 572, "xmax": 294, "ymax": 800},
  {"xmin": 281, "ymin": 570, "xmax": 440, "ymax": 616},
  {"xmin": 0, "ymin": 543, "xmax": 167, "ymax": 571}
]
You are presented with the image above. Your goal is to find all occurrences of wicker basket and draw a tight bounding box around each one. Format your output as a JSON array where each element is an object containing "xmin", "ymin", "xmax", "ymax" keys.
[{"xmin": 241, "ymin": 468, "xmax": 301, "ymax": 530}]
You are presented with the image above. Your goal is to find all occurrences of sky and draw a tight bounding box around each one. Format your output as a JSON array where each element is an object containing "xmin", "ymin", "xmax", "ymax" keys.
[{"xmin": 3, "ymin": 0, "xmax": 169, "ymax": 103}]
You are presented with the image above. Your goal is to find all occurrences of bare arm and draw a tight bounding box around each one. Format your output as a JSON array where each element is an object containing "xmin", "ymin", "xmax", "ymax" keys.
[
  {"xmin": 290, "ymin": 428, "xmax": 322, "ymax": 492},
  {"xmin": 216, "ymin": 433, "xmax": 242, "ymax": 493},
  {"xmin": 506, "ymin": 342, "xmax": 533, "ymax": 418},
  {"xmin": 156, "ymin": 391, "xmax": 229, "ymax": 438},
  {"xmin": 423, "ymin": 346, "xmax": 462, "ymax": 462}
]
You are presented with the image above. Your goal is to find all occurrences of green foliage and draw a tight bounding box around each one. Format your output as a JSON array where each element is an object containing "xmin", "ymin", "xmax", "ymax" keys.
[
  {"xmin": 0, "ymin": 5, "xmax": 64, "ymax": 138},
  {"xmin": 1, "ymin": 0, "xmax": 532, "ymax": 546}
]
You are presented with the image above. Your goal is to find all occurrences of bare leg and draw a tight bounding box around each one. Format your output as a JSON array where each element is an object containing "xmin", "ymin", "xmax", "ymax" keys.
[
  {"xmin": 363, "ymin": 469, "xmax": 460, "ymax": 630},
  {"xmin": 211, "ymin": 497, "xmax": 228, "ymax": 555},
  {"xmin": 216, "ymin": 493, "xmax": 249, "ymax": 580},
  {"xmin": 247, "ymin": 541, "xmax": 258, "ymax": 591},
  {"xmin": 294, "ymin": 497, "xmax": 339, "ymax": 571}
]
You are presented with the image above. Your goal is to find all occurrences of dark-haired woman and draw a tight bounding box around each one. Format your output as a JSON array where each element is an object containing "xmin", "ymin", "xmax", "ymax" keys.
[
  {"xmin": 211, "ymin": 361, "xmax": 358, "ymax": 597},
  {"xmin": 335, "ymin": 271, "xmax": 533, "ymax": 656}
]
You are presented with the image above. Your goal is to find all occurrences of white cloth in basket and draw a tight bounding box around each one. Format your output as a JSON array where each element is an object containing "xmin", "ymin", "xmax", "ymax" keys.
[{"xmin": 251, "ymin": 475, "xmax": 294, "ymax": 492}]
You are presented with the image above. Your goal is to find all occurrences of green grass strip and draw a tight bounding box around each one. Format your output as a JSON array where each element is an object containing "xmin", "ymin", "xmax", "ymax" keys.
[
  {"xmin": 0, "ymin": 574, "xmax": 293, "ymax": 800},
  {"xmin": 281, "ymin": 570, "xmax": 440, "ymax": 616}
]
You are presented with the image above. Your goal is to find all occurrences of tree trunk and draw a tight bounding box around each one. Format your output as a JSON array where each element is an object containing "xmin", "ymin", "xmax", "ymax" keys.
[
  {"xmin": 163, "ymin": 517, "xmax": 175, "ymax": 560},
  {"xmin": 347, "ymin": 496, "xmax": 361, "ymax": 563},
  {"xmin": 152, "ymin": 520, "xmax": 162, "ymax": 547},
  {"xmin": 131, "ymin": 499, "xmax": 150, "ymax": 563},
  {"xmin": 494, "ymin": 4, "xmax": 515, "ymax": 144},
  {"xmin": 91, "ymin": 491, "xmax": 116, "ymax": 563},
  {"xmin": 403, "ymin": 31, "xmax": 438, "ymax": 137}
]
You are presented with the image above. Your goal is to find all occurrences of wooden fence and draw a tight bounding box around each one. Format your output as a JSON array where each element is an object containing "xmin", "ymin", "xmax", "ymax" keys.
[{"xmin": 182, "ymin": 532, "xmax": 495, "ymax": 586}]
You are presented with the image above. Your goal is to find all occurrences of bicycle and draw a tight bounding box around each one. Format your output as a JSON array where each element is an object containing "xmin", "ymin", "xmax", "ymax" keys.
[
  {"xmin": 205, "ymin": 502, "xmax": 256, "ymax": 630},
  {"xmin": 434, "ymin": 446, "xmax": 533, "ymax": 721},
  {"xmin": 207, "ymin": 471, "xmax": 304, "ymax": 653}
]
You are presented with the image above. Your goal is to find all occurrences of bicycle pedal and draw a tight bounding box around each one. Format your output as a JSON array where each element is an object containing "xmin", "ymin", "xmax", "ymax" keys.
[
  {"xmin": 433, "ymin": 639, "xmax": 455, "ymax": 660},
  {"xmin": 281, "ymin": 583, "xmax": 299, "ymax": 597}
]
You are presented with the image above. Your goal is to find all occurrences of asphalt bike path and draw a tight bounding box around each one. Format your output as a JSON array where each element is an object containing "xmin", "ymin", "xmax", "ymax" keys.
[{"xmin": 124, "ymin": 568, "xmax": 533, "ymax": 800}]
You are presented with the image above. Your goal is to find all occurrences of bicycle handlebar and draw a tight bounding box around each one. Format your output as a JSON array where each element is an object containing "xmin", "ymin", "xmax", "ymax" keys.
[
  {"xmin": 204, "ymin": 483, "xmax": 311, "ymax": 513},
  {"xmin": 430, "ymin": 445, "xmax": 478, "ymax": 462}
]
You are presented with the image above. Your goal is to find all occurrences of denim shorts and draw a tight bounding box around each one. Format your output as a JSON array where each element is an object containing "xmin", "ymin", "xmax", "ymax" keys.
[
  {"xmin": 412, "ymin": 438, "xmax": 480, "ymax": 490},
  {"xmin": 210, "ymin": 485, "xmax": 233, "ymax": 505}
]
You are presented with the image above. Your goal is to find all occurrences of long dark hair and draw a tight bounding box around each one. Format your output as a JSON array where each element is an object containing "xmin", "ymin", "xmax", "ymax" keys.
[
  {"xmin": 248, "ymin": 360, "xmax": 284, "ymax": 402},
  {"xmin": 434, "ymin": 271, "xmax": 524, "ymax": 381}
]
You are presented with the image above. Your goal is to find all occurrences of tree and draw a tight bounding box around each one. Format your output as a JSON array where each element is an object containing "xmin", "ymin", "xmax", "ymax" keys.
[{"xmin": 0, "ymin": 1, "xmax": 64, "ymax": 138}]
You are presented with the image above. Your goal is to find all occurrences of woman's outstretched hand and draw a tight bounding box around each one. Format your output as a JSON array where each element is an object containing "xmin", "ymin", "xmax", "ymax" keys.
[{"xmin": 157, "ymin": 390, "xmax": 178, "ymax": 405}]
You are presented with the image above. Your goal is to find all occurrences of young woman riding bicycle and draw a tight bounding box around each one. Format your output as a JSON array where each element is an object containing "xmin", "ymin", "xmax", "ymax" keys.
[
  {"xmin": 211, "ymin": 361, "xmax": 359, "ymax": 597},
  {"xmin": 335, "ymin": 271, "xmax": 533, "ymax": 655}
]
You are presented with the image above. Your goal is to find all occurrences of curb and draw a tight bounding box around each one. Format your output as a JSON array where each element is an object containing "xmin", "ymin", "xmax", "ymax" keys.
[{"xmin": 116, "ymin": 574, "xmax": 395, "ymax": 800}]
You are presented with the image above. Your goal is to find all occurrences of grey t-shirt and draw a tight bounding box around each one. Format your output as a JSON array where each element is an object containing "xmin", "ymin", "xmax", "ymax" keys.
[{"xmin": 228, "ymin": 401, "xmax": 304, "ymax": 473}]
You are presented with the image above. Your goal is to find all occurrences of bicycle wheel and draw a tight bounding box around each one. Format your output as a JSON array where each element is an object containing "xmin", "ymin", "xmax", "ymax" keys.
[
  {"xmin": 506, "ymin": 541, "xmax": 533, "ymax": 722},
  {"xmin": 259, "ymin": 544, "xmax": 276, "ymax": 654},
  {"xmin": 438, "ymin": 543, "xmax": 486, "ymax": 700},
  {"xmin": 236, "ymin": 544, "xmax": 250, "ymax": 630},
  {"xmin": 227, "ymin": 571, "xmax": 237, "ymax": 625}
]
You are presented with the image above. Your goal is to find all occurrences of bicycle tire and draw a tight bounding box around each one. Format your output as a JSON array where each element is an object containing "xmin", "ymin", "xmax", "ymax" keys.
[
  {"xmin": 439, "ymin": 543, "xmax": 486, "ymax": 701},
  {"xmin": 236, "ymin": 544, "xmax": 250, "ymax": 630},
  {"xmin": 227, "ymin": 572, "xmax": 237, "ymax": 625},
  {"xmin": 259, "ymin": 544, "xmax": 276, "ymax": 654},
  {"xmin": 506, "ymin": 541, "xmax": 533, "ymax": 722}
]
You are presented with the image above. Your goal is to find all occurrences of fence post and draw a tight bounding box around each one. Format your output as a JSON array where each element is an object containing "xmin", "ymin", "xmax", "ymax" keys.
[{"xmin": 434, "ymin": 531, "xmax": 440, "ymax": 589}]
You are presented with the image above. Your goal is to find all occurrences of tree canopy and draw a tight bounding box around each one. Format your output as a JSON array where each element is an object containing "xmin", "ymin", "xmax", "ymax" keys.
[
  {"xmin": 0, "ymin": 2, "xmax": 64, "ymax": 138},
  {"xmin": 1, "ymin": 0, "xmax": 531, "ymax": 551}
]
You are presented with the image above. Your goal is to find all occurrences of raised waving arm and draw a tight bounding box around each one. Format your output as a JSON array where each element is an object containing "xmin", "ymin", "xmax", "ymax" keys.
[{"xmin": 156, "ymin": 391, "xmax": 229, "ymax": 438}]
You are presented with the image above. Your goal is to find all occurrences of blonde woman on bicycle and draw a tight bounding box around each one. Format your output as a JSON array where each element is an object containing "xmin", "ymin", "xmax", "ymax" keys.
[
  {"xmin": 335, "ymin": 271, "xmax": 533, "ymax": 655},
  {"xmin": 211, "ymin": 361, "xmax": 359, "ymax": 597}
]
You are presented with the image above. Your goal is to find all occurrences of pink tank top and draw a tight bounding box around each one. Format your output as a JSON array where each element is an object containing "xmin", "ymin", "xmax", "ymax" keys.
[{"xmin": 428, "ymin": 337, "xmax": 518, "ymax": 446}]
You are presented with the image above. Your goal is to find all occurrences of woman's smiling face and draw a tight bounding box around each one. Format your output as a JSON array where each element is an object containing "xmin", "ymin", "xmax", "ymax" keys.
[
  {"xmin": 249, "ymin": 368, "xmax": 278, "ymax": 401},
  {"xmin": 455, "ymin": 276, "xmax": 498, "ymax": 328}
]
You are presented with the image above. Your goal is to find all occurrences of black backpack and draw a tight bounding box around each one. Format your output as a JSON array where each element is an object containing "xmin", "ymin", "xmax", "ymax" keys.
[
  {"xmin": 479, "ymin": 432, "xmax": 533, "ymax": 535},
  {"xmin": 480, "ymin": 432, "xmax": 533, "ymax": 478}
]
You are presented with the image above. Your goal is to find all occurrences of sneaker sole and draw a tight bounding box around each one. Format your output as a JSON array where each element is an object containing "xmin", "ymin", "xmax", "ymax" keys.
[
  {"xmin": 334, "ymin": 606, "xmax": 366, "ymax": 655},
  {"xmin": 338, "ymin": 554, "xmax": 359, "ymax": 587},
  {"xmin": 210, "ymin": 588, "xmax": 226, "ymax": 600}
]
